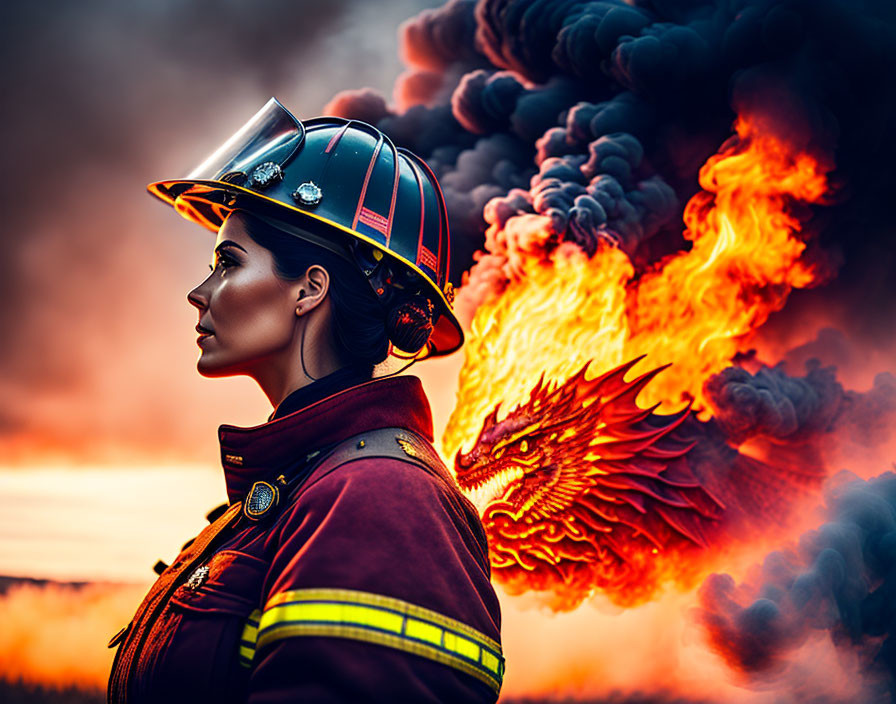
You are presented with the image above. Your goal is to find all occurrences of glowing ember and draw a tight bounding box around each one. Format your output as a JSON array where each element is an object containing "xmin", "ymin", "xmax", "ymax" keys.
[{"xmin": 445, "ymin": 116, "xmax": 832, "ymax": 606}]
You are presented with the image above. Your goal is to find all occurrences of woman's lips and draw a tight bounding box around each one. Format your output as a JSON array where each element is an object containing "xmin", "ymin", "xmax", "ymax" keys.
[{"xmin": 196, "ymin": 323, "xmax": 214, "ymax": 346}]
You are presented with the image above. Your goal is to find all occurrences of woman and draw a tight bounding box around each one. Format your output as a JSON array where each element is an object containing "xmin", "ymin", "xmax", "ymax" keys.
[{"xmin": 107, "ymin": 99, "xmax": 503, "ymax": 703}]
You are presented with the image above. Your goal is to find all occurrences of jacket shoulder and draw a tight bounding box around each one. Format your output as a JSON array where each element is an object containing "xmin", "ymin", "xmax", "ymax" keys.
[
  {"xmin": 255, "ymin": 428, "xmax": 503, "ymax": 697},
  {"xmin": 294, "ymin": 429, "xmax": 487, "ymax": 558},
  {"xmin": 266, "ymin": 453, "xmax": 499, "ymax": 617}
]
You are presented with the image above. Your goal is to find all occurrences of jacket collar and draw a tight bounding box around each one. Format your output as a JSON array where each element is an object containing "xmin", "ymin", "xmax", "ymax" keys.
[
  {"xmin": 218, "ymin": 375, "xmax": 433, "ymax": 504},
  {"xmin": 269, "ymin": 365, "xmax": 372, "ymax": 422}
]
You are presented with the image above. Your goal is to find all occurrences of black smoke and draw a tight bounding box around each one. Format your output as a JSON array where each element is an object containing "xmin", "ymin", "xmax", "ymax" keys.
[
  {"xmin": 704, "ymin": 361, "xmax": 844, "ymax": 444},
  {"xmin": 326, "ymin": 0, "xmax": 896, "ymax": 325},
  {"xmin": 698, "ymin": 471, "xmax": 896, "ymax": 700},
  {"xmin": 704, "ymin": 357, "xmax": 896, "ymax": 449}
]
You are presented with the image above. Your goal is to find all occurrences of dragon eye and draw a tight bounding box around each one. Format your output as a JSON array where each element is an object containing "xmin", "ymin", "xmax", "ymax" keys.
[{"xmin": 519, "ymin": 439, "xmax": 529, "ymax": 454}]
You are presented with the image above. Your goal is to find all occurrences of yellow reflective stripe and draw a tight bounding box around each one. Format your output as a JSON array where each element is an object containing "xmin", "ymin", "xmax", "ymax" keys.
[
  {"xmin": 274, "ymin": 601, "xmax": 405, "ymax": 634},
  {"xmin": 264, "ymin": 588, "xmax": 501, "ymax": 652},
  {"xmin": 404, "ymin": 617, "xmax": 442, "ymax": 645},
  {"xmin": 239, "ymin": 609, "xmax": 261, "ymax": 668},
  {"xmin": 257, "ymin": 588, "xmax": 504, "ymax": 694}
]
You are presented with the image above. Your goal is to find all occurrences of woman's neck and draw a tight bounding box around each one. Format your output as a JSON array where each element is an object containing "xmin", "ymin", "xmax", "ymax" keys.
[{"xmin": 254, "ymin": 301, "xmax": 348, "ymax": 408}]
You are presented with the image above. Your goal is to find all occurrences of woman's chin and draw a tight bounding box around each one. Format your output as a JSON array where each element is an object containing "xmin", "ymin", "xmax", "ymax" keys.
[{"xmin": 196, "ymin": 354, "xmax": 237, "ymax": 378}]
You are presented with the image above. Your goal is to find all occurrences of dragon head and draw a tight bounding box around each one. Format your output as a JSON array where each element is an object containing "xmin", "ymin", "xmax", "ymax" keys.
[
  {"xmin": 454, "ymin": 357, "xmax": 724, "ymax": 608},
  {"xmin": 455, "ymin": 371, "xmax": 604, "ymax": 521}
]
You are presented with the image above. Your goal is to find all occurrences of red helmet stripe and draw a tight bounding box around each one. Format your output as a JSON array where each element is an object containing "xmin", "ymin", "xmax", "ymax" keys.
[
  {"xmin": 351, "ymin": 135, "xmax": 384, "ymax": 231},
  {"xmin": 413, "ymin": 156, "xmax": 446, "ymax": 283},
  {"xmin": 408, "ymin": 158, "xmax": 427, "ymax": 268},
  {"xmin": 324, "ymin": 122, "xmax": 349, "ymax": 154},
  {"xmin": 358, "ymin": 207, "xmax": 389, "ymax": 235},
  {"xmin": 384, "ymin": 143, "xmax": 400, "ymax": 247}
]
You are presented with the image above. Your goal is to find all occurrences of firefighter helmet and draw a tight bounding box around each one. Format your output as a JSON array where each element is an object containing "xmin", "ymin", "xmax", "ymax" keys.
[{"xmin": 148, "ymin": 98, "xmax": 462, "ymax": 357}]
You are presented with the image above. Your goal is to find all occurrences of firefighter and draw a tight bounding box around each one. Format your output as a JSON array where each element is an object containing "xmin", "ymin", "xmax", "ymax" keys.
[{"xmin": 107, "ymin": 99, "xmax": 503, "ymax": 703}]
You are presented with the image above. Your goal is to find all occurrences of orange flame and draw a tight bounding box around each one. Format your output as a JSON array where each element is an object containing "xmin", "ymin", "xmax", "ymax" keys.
[
  {"xmin": 628, "ymin": 117, "xmax": 828, "ymax": 413},
  {"xmin": 444, "ymin": 115, "xmax": 832, "ymax": 604},
  {"xmin": 446, "ymin": 116, "xmax": 830, "ymax": 458}
]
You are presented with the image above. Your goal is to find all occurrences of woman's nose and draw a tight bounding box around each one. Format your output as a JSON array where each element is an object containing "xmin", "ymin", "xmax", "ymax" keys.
[{"xmin": 187, "ymin": 281, "xmax": 208, "ymax": 311}]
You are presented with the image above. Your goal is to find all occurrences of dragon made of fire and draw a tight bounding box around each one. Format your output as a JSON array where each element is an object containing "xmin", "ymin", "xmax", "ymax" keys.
[{"xmin": 454, "ymin": 357, "xmax": 818, "ymax": 609}]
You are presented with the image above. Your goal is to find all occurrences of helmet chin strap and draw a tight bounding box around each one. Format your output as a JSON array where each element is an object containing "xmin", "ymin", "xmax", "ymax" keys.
[{"xmin": 299, "ymin": 311, "xmax": 319, "ymax": 383}]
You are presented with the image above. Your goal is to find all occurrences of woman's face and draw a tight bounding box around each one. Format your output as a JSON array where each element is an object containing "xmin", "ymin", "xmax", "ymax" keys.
[{"xmin": 187, "ymin": 213, "xmax": 300, "ymax": 378}]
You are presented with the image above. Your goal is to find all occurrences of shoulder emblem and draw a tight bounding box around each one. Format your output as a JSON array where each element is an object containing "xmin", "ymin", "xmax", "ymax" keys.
[{"xmin": 394, "ymin": 432, "xmax": 446, "ymax": 471}]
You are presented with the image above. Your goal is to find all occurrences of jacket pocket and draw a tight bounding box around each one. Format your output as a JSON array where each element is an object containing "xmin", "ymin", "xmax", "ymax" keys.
[
  {"xmin": 147, "ymin": 550, "xmax": 269, "ymax": 703},
  {"xmin": 170, "ymin": 549, "xmax": 268, "ymax": 613}
]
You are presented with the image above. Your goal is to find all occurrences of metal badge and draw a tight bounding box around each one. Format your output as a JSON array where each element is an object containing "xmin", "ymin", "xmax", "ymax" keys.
[
  {"xmin": 186, "ymin": 565, "xmax": 209, "ymax": 590},
  {"xmin": 292, "ymin": 181, "xmax": 322, "ymax": 206},
  {"xmin": 248, "ymin": 162, "xmax": 283, "ymax": 190},
  {"xmin": 244, "ymin": 480, "xmax": 280, "ymax": 521}
]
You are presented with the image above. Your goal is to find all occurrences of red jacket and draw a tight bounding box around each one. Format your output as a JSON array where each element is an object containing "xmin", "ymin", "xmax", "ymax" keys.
[{"xmin": 107, "ymin": 376, "xmax": 503, "ymax": 703}]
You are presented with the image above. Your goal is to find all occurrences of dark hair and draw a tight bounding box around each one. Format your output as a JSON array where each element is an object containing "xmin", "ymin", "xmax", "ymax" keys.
[{"xmin": 237, "ymin": 210, "xmax": 391, "ymax": 374}]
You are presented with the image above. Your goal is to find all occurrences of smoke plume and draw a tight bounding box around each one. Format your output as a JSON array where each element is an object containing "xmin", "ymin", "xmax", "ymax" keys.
[
  {"xmin": 328, "ymin": 0, "xmax": 896, "ymax": 311},
  {"xmin": 698, "ymin": 472, "xmax": 896, "ymax": 700},
  {"xmin": 704, "ymin": 362, "xmax": 844, "ymax": 445}
]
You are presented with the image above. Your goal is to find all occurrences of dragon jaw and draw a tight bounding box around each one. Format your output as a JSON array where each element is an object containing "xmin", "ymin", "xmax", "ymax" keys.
[
  {"xmin": 455, "ymin": 360, "xmax": 640, "ymax": 520},
  {"xmin": 455, "ymin": 393, "xmax": 589, "ymax": 518}
]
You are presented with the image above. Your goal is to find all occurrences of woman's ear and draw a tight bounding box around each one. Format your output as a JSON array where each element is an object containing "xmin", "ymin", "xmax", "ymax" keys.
[{"xmin": 295, "ymin": 264, "xmax": 330, "ymax": 316}]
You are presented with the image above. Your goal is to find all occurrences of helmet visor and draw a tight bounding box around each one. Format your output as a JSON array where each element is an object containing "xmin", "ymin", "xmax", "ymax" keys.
[{"xmin": 186, "ymin": 98, "xmax": 305, "ymax": 181}]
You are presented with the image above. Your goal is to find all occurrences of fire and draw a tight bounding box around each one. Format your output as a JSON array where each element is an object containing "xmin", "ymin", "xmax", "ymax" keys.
[
  {"xmin": 445, "ymin": 235, "xmax": 634, "ymax": 462},
  {"xmin": 444, "ymin": 115, "xmax": 832, "ymax": 605},
  {"xmin": 628, "ymin": 117, "xmax": 827, "ymax": 413}
]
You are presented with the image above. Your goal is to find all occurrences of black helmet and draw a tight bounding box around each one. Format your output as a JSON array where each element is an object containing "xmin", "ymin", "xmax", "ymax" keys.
[{"xmin": 149, "ymin": 98, "xmax": 462, "ymax": 357}]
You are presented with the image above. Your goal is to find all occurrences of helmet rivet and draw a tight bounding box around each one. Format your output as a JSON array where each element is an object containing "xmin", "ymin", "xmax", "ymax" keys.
[
  {"xmin": 248, "ymin": 162, "xmax": 283, "ymax": 190},
  {"xmin": 292, "ymin": 181, "xmax": 323, "ymax": 206}
]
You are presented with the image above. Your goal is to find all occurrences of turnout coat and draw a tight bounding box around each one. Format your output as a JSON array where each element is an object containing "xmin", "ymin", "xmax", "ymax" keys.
[{"xmin": 107, "ymin": 376, "xmax": 503, "ymax": 703}]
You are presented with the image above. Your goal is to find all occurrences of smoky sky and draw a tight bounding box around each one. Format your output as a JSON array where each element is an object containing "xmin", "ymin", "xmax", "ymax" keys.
[{"xmin": 0, "ymin": 0, "xmax": 441, "ymax": 463}]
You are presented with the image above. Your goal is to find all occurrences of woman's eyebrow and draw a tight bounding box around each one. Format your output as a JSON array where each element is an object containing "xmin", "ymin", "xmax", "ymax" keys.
[{"xmin": 215, "ymin": 239, "xmax": 248, "ymax": 253}]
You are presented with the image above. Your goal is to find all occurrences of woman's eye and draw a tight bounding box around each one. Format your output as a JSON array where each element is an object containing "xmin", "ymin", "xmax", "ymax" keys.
[{"xmin": 211, "ymin": 253, "xmax": 237, "ymax": 271}]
